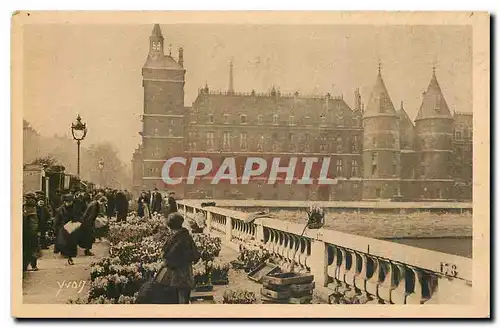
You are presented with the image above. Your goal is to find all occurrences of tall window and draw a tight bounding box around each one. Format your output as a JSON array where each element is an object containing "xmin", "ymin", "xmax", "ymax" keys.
[
  {"xmin": 257, "ymin": 135, "xmax": 264, "ymax": 151},
  {"xmin": 288, "ymin": 133, "xmax": 294, "ymax": 151},
  {"xmin": 273, "ymin": 114, "xmax": 279, "ymax": 125},
  {"xmin": 223, "ymin": 132, "xmax": 231, "ymax": 150},
  {"xmin": 240, "ymin": 114, "xmax": 247, "ymax": 125},
  {"xmin": 272, "ymin": 133, "xmax": 279, "ymax": 152},
  {"xmin": 320, "ymin": 134, "xmax": 328, "ymax": 153},
  {"xmin": 258, "ymin": 114, "xmax": 263, "ymax": 125},
  {"xmin": 351, "ymin": 159, "xmax": 359, "ymax": 177},
  {"xmin": 455, "ymin": 130, "xmax": 462, "ymax": 140},
  {"xmin": 208, "ymin": 114, "xmax": 214, "ymax": 124},
  {"xmin": 336, "ymin": 159, "xmax": 343, "ymax": 177},
  {"xmin": 288, "ymin": 116, "xmax": 295, "ymax": 126},
  {"xmin": 240, "ymin": 132, "xmax": 248, "ymax": 150},
  {"xmin": 206, "ymin": 132, "xmax": 215, "ymax": 150},
  {"xmin": 392, "ymin": 153, "xmax": 398, "ymax": 175},
  {"xmin": 223, "ymin": 114, "xmax": 229, "ymax": 124},
  {"xmin": 304, "ymin": 116, "xmax": 311, "ymax": 125},
  {"xmin": 320, "ymin": 115, "xmax": 326, "ymax": 126},
  {"xmin": 352, "ymin": 135, "xmax": 359, "ymax": 152},
  {"xmin": 304, "ymin": 133, "xmax": 311, "ymax": 152},
  {"xmin": 336, "ymin": 137, "xmax": 343, "ymax": 153},
  {"xmin": 371, "ymin": 152, "xmax": 378, "ymax": 176}
]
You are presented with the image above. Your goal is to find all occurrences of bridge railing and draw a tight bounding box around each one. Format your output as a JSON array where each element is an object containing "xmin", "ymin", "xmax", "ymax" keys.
[{"xmin": 178, "ymin": 200, "xmax": 472, "ymax": 304}]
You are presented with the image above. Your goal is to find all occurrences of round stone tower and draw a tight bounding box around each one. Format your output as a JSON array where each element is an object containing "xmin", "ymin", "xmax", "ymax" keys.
[
  {"xmin": 362, "ymin": 65, "xmax": 401, "ymax": 199},
  {"xmin": 414, "ymin": 68, "xmax": 454, "ymax": 199}
]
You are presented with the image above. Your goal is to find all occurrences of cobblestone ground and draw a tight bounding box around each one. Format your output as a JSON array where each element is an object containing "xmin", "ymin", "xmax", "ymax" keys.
[{"xmin": 22, "ymin": 241, "xmax": 109, "ymax": 304}]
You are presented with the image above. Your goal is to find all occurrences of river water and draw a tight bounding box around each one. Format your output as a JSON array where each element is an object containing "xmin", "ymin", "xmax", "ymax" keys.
[{"xmin": 384, "ymin": 237, "xmax": 472, "ymax": 258}]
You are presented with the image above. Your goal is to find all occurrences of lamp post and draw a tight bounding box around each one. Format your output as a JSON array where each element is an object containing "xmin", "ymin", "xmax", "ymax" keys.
[
  {"xmin": 71, "ymin": 114, "xmax": 88, "ymax": 176},
  {"xmin": 98, "ymin": 159, "xmax": 104, "ymax": 188}
]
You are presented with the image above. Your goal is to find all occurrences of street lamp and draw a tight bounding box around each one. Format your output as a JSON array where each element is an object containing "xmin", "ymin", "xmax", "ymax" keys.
[
  {"xmin": 98, "ymin": 158, "xmax": 104, "ymax": 188},
  {"xmin": 71, "ymin": 114, "xmax": 88, "ymax": 176}
]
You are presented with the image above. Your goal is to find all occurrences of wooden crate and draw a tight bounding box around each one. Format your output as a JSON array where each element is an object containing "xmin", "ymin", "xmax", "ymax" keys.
[
  {"xmin": 261, "ymin": 287, "xmax": 291, "ymax": 300},
  {"xmin": 262, "ymin": 272, "xmax": 314, "ymax": 286}
]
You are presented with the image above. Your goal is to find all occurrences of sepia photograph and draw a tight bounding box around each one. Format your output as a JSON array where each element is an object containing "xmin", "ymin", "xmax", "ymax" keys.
[{"xmin": 11, "ymin": 11, "xmax": 490, "ymax": 318}]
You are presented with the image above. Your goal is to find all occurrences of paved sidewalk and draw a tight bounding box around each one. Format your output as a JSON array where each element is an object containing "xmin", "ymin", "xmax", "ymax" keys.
[{"xmin": 22, "ymin": 241, "xmax": 109, "ymax": 304}]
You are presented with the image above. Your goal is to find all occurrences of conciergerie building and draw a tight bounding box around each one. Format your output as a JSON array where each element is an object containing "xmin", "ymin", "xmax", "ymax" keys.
[{"xmin": 131, "ymin": 24, "xmax": 472, "ymax": 201}]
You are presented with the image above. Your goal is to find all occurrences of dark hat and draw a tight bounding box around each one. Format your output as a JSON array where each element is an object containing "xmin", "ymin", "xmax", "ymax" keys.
[
  {"xmin": 24, "ymin": 192, "xmax": 37, "ymax": 200},
  {"xmin": 62, "ymin": 194, "xmax": 74, "ymax": 202}
]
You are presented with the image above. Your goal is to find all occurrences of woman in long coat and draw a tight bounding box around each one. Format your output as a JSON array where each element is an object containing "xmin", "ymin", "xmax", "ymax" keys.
[
  {"xmin": 78, "ymin": 196, "xmax": 107, "ymax": 256},
  {"xmin": 54, "ymin": 194, "xmax": 79, "ymax": 265},
  {"xmin": 157, "ymin": 213, "xmax": 200, "ymax": 304},
  {"xmin": 115, "ymin": 190, "xmax": 128, "ymax": 222}
]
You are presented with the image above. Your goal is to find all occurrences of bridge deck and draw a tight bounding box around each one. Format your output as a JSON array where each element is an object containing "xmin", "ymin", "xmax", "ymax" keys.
[{"xmin": 180, "ymin": 199, "xmax": 472, "ymax": 210}]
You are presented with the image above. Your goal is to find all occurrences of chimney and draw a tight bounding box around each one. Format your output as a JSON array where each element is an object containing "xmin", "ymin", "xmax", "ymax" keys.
[
  {"xmin": 178, "ymin": 47, "xmax": 184, "ymax": 67},
  {"xmin": 228, "ymin": 59, "xmax": 234, "ymax": 94}
]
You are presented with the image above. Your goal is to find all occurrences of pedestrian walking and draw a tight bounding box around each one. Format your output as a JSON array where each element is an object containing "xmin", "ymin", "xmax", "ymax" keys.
[
  {"xmin": 115, "ymin": 190, "xmax": 129, "ymax": 222},
  {"xmin": 23, "ymin": 193, "xmax": 40, "ymax": 272},
  {"xmin": 150, "ymin": 188, "xmax": 163, "ymax": 214},
  {"xmin": 78, "ymin": 196, "xmax": 108, "ymax": 256},
  {"xmin": 35, "ymin": 192, "xmax": 51, "ymax": 250},
  {"xmin": 53, "ymin": 194, "xmax": 80, "ymax": 265}
]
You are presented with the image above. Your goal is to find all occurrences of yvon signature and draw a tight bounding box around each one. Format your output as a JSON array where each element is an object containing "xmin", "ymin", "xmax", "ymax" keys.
[{"xmin": 56, "ymin": 280, "xmax": 86, "ymax": 297}]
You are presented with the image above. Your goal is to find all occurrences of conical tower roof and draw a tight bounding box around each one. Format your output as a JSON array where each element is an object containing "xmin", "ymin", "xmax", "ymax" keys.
[
  {"xmin": 415, "ymin": 69, "xmax": 453, "ymax": 121},
  {"xmin": 364, "ymin": 66, "xmax": 397, "ymax": 118},
  {"xmin": 151, "ymin": 24, "xmax": 163, "ymax": 38}
]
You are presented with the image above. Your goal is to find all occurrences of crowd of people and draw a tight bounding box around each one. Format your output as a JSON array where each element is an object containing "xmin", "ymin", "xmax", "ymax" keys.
[
  {"xmin": 22, "ymin": 187, "xmax": 180, "ymax": 272},
  {"xmin": 23, "ymin": 185, "xmax": 203, "ymax": 304},
  {"xmin": 137, "ymin": 188, "xmax": 178, "ymax": 219}
]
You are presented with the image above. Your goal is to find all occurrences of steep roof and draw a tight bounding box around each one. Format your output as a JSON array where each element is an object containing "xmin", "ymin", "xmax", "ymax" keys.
[
  {"xmin": 397, "ymin": 102, "xmax": 415, "ymax": 150},
  {"xmin": 415, "ymin": 70, "xmax": 453, "ymax": 121},
  {"xmin": 191, "ymin": 90, "xmax": 356, "ymax": 126},
  {"xmin": 151, "ymin": 24, "xmax": 163, "ymax": 38},
  {"xmin": 364, "ymin": 68, "xmax": 397, "ymax": 118}
]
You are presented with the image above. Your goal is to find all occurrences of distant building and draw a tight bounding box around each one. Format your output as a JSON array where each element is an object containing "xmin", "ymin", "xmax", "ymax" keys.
[{"xmin": 133, "ymin": 24, "xmax": 472, "ymax": 201}]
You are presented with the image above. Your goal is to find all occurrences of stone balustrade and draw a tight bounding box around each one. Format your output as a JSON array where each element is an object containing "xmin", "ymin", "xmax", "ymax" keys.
[{"xmin": 178, "ymin": 200, "xmax": 472, "ymax": 304}]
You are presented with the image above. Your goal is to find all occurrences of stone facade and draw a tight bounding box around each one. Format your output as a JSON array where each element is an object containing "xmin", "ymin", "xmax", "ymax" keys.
[{"xmin": 134, "ymin": 25, "xmax": 472, "ymax": 201}]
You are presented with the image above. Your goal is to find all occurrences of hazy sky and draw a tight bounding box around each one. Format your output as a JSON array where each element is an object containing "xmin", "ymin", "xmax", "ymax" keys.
[{"xmin": 23, "ymin": 24, "xmax": 472, "ymax": 163}]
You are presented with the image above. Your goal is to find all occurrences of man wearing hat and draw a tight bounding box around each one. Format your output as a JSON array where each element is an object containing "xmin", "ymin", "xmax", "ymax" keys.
[
  {"xmin": 23, "ymin": 193, "xmax": 40, "ymax": 271},
  {"xmin": 35, "ymin": 191, "xmax": 51, "ymax": 250},
  {"xmin": 53, "ymin": 194, "xmax": 79, "ymax": 265}
]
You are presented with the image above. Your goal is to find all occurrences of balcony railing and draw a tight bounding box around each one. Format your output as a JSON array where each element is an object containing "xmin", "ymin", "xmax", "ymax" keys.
[{"xmin": 178, "ymin": 200, "xmax": 472, "ymax": 304}]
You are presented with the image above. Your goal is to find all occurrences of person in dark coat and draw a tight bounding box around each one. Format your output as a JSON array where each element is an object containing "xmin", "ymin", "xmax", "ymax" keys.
[
  {"xmin": 35, "ymin": 192, "xmax": 51, "ymax": 250},
  {"xmin": 150, "ymin": 188, "xmax": 163, "ymax": 214},
  {"xmin": 54, "ymin": 194, "xmax": 79, "ymax": 265},
  {"xmin": 50, "ymin": 189, "xmax": 63, "ymax": 214},
  {"xmin": 72, "ymin": 191, "xmax": 87, "ymax": 222},
  {"xmin": 115, "ymin": 190, "xmax": 129, "ymax": 222},
  {"xmin": 157, "ymin": 213, "xmax": 200, "ymax": 304},
  {"xmin": 137, "ymin": 191, "xmax": 149, "ymax": 219},
  {"xmin": 23, "ymin": 193, "xmax": 40, "ymax": 271},
  {"xmin": 78, "ymin": 196, "xmax": 107, "ymax": 256},
  {"xmin": 165, "ymin": 192, "xmax": 178, "ymax": 217},
  {"xmin": 106, "ymin": 189, "xmax": 116, "ymax": 219}
]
